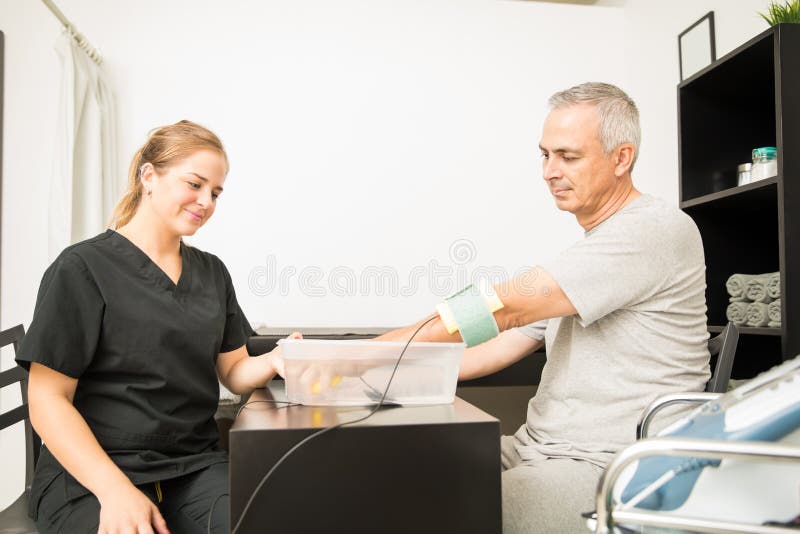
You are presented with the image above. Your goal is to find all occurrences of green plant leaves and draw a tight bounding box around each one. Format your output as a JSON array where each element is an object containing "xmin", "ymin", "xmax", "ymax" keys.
[{"xmin": 760, "ymin": 0, "xmax": 800, "ymax": 25}]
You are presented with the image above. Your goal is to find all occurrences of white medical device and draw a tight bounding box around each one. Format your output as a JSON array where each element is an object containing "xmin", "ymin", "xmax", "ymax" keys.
[{"xmin": 592, "ymin": 355, "xmax": 800, "ymax": 533}]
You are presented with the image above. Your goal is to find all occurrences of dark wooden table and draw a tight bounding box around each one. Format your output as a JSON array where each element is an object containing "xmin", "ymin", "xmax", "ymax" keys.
[{"xmin": 229, "ymin": 382, "xmax": 501, "ymax": 534}]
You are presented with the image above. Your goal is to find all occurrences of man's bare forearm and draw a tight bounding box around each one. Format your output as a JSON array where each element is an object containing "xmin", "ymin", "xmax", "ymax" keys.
[
  {"xmin": 374, "ymin": 314, "xmax": 458, "ymax": 343},
  {"xmin": 376, "ymin": 267, "xmax": 574, "ymax": 345}
]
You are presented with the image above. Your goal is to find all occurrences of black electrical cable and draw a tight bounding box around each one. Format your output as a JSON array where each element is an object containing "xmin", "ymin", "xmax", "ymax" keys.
[
  {"xmin": 206, "ymin": 491, "xmax": 228, "ymax": 534},
  {"xmin": 359, "ymin": 376, "xmax": 385, "ymax": 397},
  {"xmin": 229, "ymin": 315, "xmax": 438, "ymax": 534},
  {"xmin": 205, "ymin": 401, "xmax": 297, "ymax": 534},
  {"xmin": 234, "ymin": 398, "xmax": 299, "ymax": 419}
]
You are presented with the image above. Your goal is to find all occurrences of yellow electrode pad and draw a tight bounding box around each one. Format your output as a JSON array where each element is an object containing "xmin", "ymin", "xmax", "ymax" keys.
[{"xmin": 436, "ymin": 282, "xmax": 503, "ymax": 347}]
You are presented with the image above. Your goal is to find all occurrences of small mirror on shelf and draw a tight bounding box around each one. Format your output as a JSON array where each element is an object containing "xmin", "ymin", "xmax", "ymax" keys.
[{"xmin": 678, "ymin": 12, "xmax": 717, "ymax": 81}]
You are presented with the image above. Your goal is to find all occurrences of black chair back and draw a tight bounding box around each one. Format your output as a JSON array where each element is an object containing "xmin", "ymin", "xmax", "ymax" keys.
[
  {"xmin": 0, "ymin": 324, "xmax": 40, "ymax": 534},
  {"xmin": 705, "ymin": 322, "xmax": 739, "ymax": 393}
]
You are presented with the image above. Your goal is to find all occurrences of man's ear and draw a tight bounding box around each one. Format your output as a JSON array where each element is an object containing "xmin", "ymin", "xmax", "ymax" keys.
[{"xmin": 614, "ymin": 144, "xmax": 635, "ymax": 177}]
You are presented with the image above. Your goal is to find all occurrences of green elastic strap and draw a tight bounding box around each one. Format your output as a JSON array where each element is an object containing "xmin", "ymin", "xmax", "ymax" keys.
[{"xmin": 445, "ymin": 284, "xmax": 499, "ymax": 347}]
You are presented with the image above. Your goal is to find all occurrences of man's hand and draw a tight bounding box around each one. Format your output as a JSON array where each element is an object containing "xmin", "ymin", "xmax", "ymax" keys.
[{"xmin": 97, "ymin": 483, "xmax": 169, "ymax": 534}]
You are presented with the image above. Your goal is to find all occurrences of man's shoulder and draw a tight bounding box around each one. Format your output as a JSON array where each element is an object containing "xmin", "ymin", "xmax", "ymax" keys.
[
  {"xmin": 610, "ymin": 194, "xmax": 699, "ymax": 237},
  {"xmin": 622, "ymin": 194, "xmax": 681, "ymax": 219},
  {"xmin": 580, "ymin": 194, "xmax": 703, "ymax": 261}
]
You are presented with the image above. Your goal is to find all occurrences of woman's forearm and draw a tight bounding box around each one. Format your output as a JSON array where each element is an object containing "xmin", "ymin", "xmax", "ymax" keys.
[{"xmin": 223, "ymin": 352, "xmax": 278, "ymax": 394}]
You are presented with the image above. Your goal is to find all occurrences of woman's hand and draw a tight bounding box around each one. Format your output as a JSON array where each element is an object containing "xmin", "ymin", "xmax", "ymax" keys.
[
  {"xmin": 294, "ymin": 358, "xmax": 387, "ymax": 396},
  {"xmin": 269, "ymin": 331, "xmax": 302, "ymax": 379},
  {"xmin": 217, "ymin": 332, "xmax": 302, "ymax": 392},
  {"xmin": 97, "ymin": 483, "xmax": 169, "ymax": 534}
]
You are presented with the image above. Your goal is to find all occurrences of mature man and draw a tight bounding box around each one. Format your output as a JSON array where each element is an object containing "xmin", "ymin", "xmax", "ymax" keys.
[{"xmin": 382, "ymin": 82, "xmax": 710, "ymax": 532}]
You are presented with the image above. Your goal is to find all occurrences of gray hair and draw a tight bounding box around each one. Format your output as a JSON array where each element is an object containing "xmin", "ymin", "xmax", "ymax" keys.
[{"xmin": 548, "ymin": 82, "xmax": 640, "ymax": 171}]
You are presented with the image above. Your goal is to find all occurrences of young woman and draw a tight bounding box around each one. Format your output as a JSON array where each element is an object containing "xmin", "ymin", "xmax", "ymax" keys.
[{"xmin": 17, "ymin": 120, "xmax": 290, "ymax": 534}]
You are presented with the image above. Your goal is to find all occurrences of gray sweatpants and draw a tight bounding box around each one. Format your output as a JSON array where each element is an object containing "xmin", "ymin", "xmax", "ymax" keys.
[{"xmin": 501, "ymin": 435, "xmax": 603, "ymax": 534}]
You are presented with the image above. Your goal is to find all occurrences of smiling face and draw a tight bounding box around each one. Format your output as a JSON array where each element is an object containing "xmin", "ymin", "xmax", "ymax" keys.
[
  {"xmin": 141, "ymin": 149, "xmax": 227, "ymax": 238},
  {"xmin": 539, "ymin": 103, "xmax": 633, "ymax": 228}
]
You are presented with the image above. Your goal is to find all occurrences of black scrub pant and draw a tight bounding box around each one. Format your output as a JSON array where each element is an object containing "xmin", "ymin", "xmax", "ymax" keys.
[{"xmin": 35, "ymin": 462, "xmax": 229, "ymax": 534}]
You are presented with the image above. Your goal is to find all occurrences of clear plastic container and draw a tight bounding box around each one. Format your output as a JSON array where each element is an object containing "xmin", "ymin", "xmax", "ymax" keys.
[
  {"xmin": 278, "ymin": 339, "xmax": 464, "ymax": 406},
  {"xmin": 751, "ymin": 147, "xmax": 777, "ymax": 182}
]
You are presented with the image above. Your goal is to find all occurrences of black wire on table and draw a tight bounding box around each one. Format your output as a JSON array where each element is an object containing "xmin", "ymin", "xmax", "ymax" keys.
[{"xmin": 234, "ymin": 398, "xmax": 300, "ymax": 419}]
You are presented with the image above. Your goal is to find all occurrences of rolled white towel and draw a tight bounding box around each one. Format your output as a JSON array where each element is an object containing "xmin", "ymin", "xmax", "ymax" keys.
[
  {"xmin": 768, "ymin": 321, "xmax": 781, "ymax": 328},
  {"xmin": 745, "ymin": 275, "xmax": 772, "ymax": 303},
  {"xmin": 726, "ymin": 301, "xmax": 749, "ymax": 326},
  {"xmin": 767, "ymin": 272, "xmax": 781, "ymax": 299},
  {"xmin": 768, "ymin": 298, "xmax": 781, "ymax": 324},
  {"xmin": 745, "ymin": 302, "xmax": 770, "ymax": 327},
  {"xmin": 726, "ymin": 273, "xmax": 757, "ymax": 298}
]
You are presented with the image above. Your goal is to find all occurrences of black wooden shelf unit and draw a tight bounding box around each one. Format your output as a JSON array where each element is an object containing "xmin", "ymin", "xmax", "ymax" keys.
[{"xmin": 678, "ymin": 23, "xmax": 800, "ymax": 378}]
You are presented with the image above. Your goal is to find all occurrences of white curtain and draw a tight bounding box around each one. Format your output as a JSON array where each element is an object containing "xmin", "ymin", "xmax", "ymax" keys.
[{"xmin": 49, "ymin": 31, "xmax": 117, "ymax": 260}]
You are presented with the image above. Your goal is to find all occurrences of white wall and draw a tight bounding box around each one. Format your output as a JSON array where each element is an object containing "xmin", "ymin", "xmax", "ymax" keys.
[
  {"xmin": 0, "ymin": 0, "xmax": 775, "ymax": 510},
  {"xmin": 0, "ymin": 0, "xmax": 66, "ymax": 513},
  {"xmin": 1, "ymin": 0, "xmax": 627, "ymax": 336},
  {"xmin": 623, "ymin": 0, "xmax": 769, "ymax": 205}
]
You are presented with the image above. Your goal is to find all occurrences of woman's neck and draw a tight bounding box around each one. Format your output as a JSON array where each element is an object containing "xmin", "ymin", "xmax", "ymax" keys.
[{"xmin": 116, "ymin": 213, "xmax": 181, "ymax": 259}]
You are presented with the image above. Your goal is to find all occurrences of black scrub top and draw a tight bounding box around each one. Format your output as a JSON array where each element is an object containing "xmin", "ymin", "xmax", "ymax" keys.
[{"xmin": 16, "ymin": 230, "xmax": 251, "ymax": 511}]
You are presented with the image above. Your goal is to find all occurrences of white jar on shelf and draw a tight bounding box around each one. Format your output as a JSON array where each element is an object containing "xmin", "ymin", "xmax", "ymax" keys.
[
  {"xmin": 737, "ymin": 163, "xmax": 752, "ymax": 186},
  {"xmin": 751, "ymin": 146, "xmax": 777, "ymax": 182}
]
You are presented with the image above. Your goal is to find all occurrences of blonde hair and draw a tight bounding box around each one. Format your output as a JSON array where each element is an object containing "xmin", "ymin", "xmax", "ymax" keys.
[{"xmin": 109, "ymin": 120, "xmax": 228, "ymax": 228}]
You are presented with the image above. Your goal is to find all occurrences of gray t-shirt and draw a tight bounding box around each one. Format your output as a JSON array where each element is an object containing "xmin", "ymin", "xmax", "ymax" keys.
[{"xmin": 514, "ymin": 194, "xmax": 710, "ymax": 467}]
